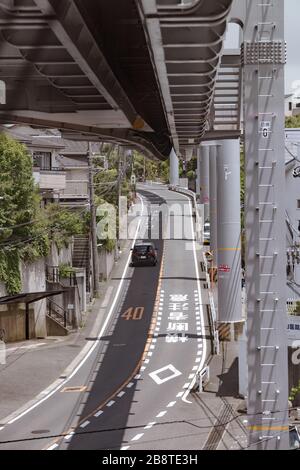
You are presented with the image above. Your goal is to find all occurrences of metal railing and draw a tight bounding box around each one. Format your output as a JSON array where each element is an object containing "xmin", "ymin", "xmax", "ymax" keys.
[
  {"xmin": 47, "ymin": 298, "xmax": 68, "ymax": 329},
  {"xmin": 46, "ymin": 265, "xmax": 78, "ymax": 287}
]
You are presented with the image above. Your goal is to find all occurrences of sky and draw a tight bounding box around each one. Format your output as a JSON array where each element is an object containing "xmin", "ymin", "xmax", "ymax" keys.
[
  {"xmin": 224, "ymin": 0, "xmax": 299, "ymax": 94},
  {"xmin": 285, "ymin": 0, "xmax": 300, "ymax": 94}
]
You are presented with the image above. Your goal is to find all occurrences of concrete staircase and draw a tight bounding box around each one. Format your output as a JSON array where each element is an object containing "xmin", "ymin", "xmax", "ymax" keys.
[{"xmin": 72, "ymin": 236, "xmax": 90, "ymax": 290}]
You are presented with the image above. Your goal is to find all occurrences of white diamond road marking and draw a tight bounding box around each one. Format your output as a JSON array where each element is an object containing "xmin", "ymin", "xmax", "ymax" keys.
[
  {"xmin": 80, "ymin": 421, "xmax": 90, "ymax": 428},
  {"xmin": 195, "ymin": 357, "xmax": 201, "ymax": 363},
  {"xmin": 189, "ymin": 374, "xmax": 194, "ymax": 379},
  {"xmin": 149, "ymin": 364, "xmax": 182, "ymax": 385},
  {"xmin": 141, "ymin": 366, "xmax": 146, "ymax": 371},
  {"xmin": 152, "ymin": 339, "xmax": 157, "ymax": 343},
  {"xmin": 117, "ymin": 391, "xmax": 125, "ymax": 398},
  {"xmin": 144, "ymin": 359, "xmax": 150, "ymax": 364},
  {"xmin": 150, "ymin": 345, "xmax": 155, "ymax": 350},
  {"xmin": 176, "ymin": 391, "xmax": 184, "ymax": 398},
  {"xmin": 183, "ymin": 383, "xmax": 190, "ymax": 389},
  {"xmin": 134, "ymin": 374, "xmax": 141, "ymax": 380},
  {"xmin": 131, "ymin": 433, "xmax": 144, "ymax": 441},
  {"xmin": 127, "ymin": 382, "xmax": 134, "ymax": 389},
  {"xmin": 197, "ymin": 350, "xmax": 202, "ymax": 356},
  {"xmin": 107, "ymin": 400, "xmax": 115, "ymax": 407},
  {"xmin": 148, "ymin": 352, "xmax": 153, "ymax": 357},
  {"xmin": 94, "ymin": 410, "xmax": 104, "ymax": 417},
  {"xmin": 192, "ymin": 366, "xmax": 198, "ymax": 371},
  {"xmin": 156, "ymin": 411, "xmax": 167, "ymax": 418}
]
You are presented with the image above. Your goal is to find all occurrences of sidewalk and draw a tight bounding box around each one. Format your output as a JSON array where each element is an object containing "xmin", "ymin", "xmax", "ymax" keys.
[
  {"xmin": 189, "ymin": 340, "xmax": 247, "ymax": 450},
  {"xmin": 0, "ymin": 239, "xmax": 132, "ymax": 423}
]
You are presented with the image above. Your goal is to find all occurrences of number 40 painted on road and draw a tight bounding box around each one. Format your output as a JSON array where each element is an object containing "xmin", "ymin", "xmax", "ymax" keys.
[{"xmin": 122, "ymin": 307, "xmax": 144, "ymax": 320}]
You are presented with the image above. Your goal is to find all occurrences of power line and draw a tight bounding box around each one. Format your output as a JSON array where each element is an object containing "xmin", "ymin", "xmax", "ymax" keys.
[{"xmin": 0, "ymin": 407, "xmax": 298, "ymax": 447}]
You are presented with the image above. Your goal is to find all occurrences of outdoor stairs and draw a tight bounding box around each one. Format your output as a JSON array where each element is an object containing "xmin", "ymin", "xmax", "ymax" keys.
[
  {"xmin": 46, "ymin": 298, "xmax": 72, "ymax": 336},
  {"xmin": 72, "ymin": 236, "xmax": 90, "ymax": 288}
]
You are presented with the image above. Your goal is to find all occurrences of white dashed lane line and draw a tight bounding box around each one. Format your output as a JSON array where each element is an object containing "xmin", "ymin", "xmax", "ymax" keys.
[
  {"xmin": 94, "ymin": 410, "xmax": 104, "ymax": 417},
  {"xmin": 131, "ymin": 433, "xmax": 144, "ymax": 442},
  {"xmin": 107, "ymin": 400, "xmax": 115, "ymax": 407},
  {"xmin": 167, "ymin": 401, "xmax": 176, "ymax": 408},
  {"xmin": 117, "ymin": 391, "xmax": 125, "ymax": 398},
  {"xmin": 47, "ymin": 443, "xmax": 59, "ymax": 451},
  {"xmin": 156, "ymin": 411, "xmax": 167, "ymax": 418},
  {"xmin": 144, "ymin": 422, "xmax": 156, "ymax": 430},
  {"xmin": 80, "ymin": 420, "xmax": 90, "ymax": 429}
]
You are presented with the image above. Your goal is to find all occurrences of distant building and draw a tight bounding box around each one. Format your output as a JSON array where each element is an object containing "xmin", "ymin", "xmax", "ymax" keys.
[
  {"xmin": 1, "ymin": 125, "xmax": 102, "ymax": 208},
  {"xmin": 285, "ymin": 91, "xmax": 300, "ymax": 117},
  {"xmin": 285, "ymin": 129, "xmax": 300, "ymax": 300}
]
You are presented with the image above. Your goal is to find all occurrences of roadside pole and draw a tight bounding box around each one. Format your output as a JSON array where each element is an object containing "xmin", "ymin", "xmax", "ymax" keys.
[{"xmin": 88, "ymin": 142, "xmax": 100, "ymax": 298}]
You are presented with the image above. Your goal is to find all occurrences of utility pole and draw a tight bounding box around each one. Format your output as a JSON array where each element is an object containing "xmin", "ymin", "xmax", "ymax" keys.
[{"xmin": 88, "ymin": 142, "xmax": 100, "ymax": 298}]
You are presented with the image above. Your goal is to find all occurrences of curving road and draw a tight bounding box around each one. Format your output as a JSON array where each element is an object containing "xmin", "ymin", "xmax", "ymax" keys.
[{"xmin": 0, "ymin": 184, "xmax": 209, "ymax": 450}]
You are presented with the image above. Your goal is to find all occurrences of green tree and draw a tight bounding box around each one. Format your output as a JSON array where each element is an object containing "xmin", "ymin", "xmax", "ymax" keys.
[
  {"xmin": 285, "ymin": 115, "xmax": 300, "ymax": 128},
  {"xmin": 0, "ymin": 134, "xmax": 38, "ymax": 243},
  {"xmin": 0, "ymin": 134, "xmax": 88, "ymax": 294},
  {"xmin": 0, "ymin": 134, "xmax": 40, "ymax": 293}
]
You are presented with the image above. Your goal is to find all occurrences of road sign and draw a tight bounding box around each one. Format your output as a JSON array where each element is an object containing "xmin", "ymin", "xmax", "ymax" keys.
[
  {"xmin": 288, "ymin": 315, "xmax": 300, "ymax": 346},
  {"xmin": 260, "ymin": 121, "xmax": 271, "ymax": 139},
  {"xmin": 218, "ymin": 264, "xmax": 231, "ymax": 273}
]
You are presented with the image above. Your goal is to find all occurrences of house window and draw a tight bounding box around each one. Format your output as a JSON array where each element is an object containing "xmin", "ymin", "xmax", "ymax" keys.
[
  {"xmin": 33, "ymin": 152, "xmax": 52, "ymax": 170},
  {"xmin": 289, "ymin": 102, "xmax": 293, "ymax": 111},
  {"xmin": 297, "ymin": 200, "xmax": 300, "ymax": 209}
]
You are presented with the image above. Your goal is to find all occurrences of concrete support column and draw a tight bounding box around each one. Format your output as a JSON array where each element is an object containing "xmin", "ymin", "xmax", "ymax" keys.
[
  {"xmin": 209, "ymin": 145, "xmax": 218, "ymax": 267},
  {"xmin": 196, "ymin": 147, "xmax": 201, "ymax": 196},
  {"xmin": 200, "ymin": 144, "xmax": 210, "ymax": 221},
  {"xmin": 243, "ymin": 0, "xmax": 289, "ymax": 450},
  {"xmin": 217, "ymin": 139, "xmax": 242, "ymax": 324},
  {"xmin": 169, "ymin": 147, "xmax": 179, "ymax": 186}
]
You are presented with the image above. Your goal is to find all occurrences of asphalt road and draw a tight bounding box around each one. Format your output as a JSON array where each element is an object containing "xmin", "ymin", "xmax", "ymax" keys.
[{"xmin": 0, "ymin": 184, "xmax": 209, "ymax": 450}]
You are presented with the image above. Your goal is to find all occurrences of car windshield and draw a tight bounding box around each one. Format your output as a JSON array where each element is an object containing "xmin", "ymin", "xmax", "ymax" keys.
[{"xmin": 134, "ymin": 245, "xmax": 151, "ymax": 253}]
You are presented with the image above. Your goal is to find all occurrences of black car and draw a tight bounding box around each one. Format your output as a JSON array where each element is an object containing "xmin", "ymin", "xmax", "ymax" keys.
[{"xmin": 131, "ymin": 242, "xmax": 158, "ymax": 267}]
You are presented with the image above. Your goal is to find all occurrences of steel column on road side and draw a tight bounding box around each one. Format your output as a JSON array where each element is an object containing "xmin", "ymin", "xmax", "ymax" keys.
[
  {"xmin": 216, "ymin": 139, "xmax": 242, "ymax": 324},
  {"xmin": 243, "ymin": 0, "xmax": 289, "ymax": 450},
  {"xmin": 209, "ymin": 144, "xmax": 218, "ymax": 268},
  {"xmin": 200, "ymin": 144, "xmax": 210, "ymax": 222},
  {"xmin": 169, "ymin": 147, "xmax": 179, "ymax": 186}
]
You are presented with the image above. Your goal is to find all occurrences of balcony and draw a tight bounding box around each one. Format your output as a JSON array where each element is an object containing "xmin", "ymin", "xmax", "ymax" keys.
[
  {"xmin": 33, "ymin": 167, "xmax": 66, "ymax": 191},
  {"xmin": 61, "ymin": 180, "xmax": 89, "ymax": 199}
]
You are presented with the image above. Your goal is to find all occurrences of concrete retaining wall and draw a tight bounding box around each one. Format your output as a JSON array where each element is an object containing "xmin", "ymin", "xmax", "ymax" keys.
[
  {"xmin": 98, "ymin": 248, "xmax": 116, "ymax": 281},
  {"xmin": 0, "ymin": 305, "xmax": 35, "ymax": 342}
]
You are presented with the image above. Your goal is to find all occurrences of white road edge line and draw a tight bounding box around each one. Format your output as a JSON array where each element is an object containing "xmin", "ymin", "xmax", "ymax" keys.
[
  {"xmin": 181, "ymin": 197, "xmax": 207, "ymax": 404},
  {"xmin": 5, "ymin": 196, "xmax": 145, "ymax": 426}
]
